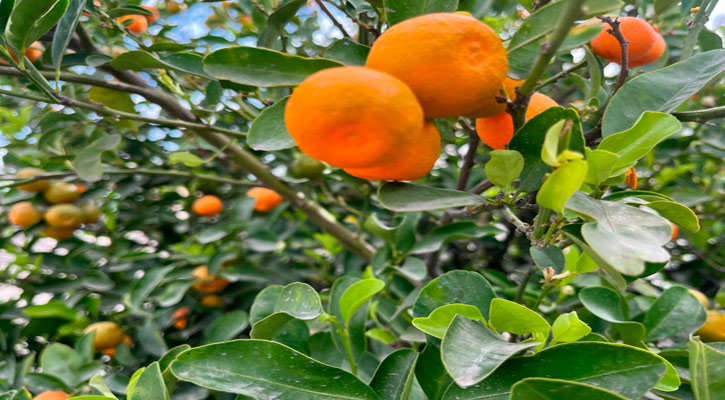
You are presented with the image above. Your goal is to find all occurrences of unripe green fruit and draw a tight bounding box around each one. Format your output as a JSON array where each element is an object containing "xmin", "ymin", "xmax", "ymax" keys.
[{"xmin": 290, "ymin": 154, "xmax": 325, "ymax": 179}]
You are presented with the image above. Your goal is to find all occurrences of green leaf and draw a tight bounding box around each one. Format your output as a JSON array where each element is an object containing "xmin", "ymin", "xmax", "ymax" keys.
[
  {"xmin": 541, "ymin": 119, "xmax": 566, "ymax": 167},
  {"xmin": 340, "ymin": 279, "xmax": 385, "ymax": 325},
  {"xmin": 602, "ymin": 190, "xmax": 674, "ymax": 203},
  {"xmin": 247, "ymin": 97, "xmax": 295, "ymax": 151},
  {"xmin": 365, "ymin": 328, "xmax": 397, "ymax": 345},
  {"xmin": 530, "ymin": 244, "xmax": 566, "ymax": 271},
  {"xmin": 369, "ymin": 349, "xmax": 418, "ymax": 400},
  {"xmin": 510, "ymin": 378, "xmax": 629, "ymax": 400},
  {"xmin": 550, "ymin": 312, "xmax": 591, "ymax": 346},
  {"xmin": 412, "ymin": 304, "xmax": 485, "ymax": 339},
  {"xmin": 597, "ymin": 112, "xmax": 682, "ymax": 175},
  {"xmin": 584, "ymin": 148, "xmax": 620, "ymax": 186},
  {"xmin": 509, "ymin": 107, "xmax": 586, "ymax": 191},
  {"xmin": 171, "ymin": 340, "xmax": 378, "ymax": 399},
  {"xmin": 203, "ymin": 311, "xmax": 249, "ymax": 344},
  {"xmin": 489, "ymin": 298, "xmax": 550, "ymax": 338},
  {"xmin": 536, "ymin": 159, "xmax": 588, "ymax": 213},
  {"xmin": 579, "ymin": 286, "xmax": 628, "ymax": 322},
  {"xmin": 127, "ymin": 362, "xmax": 169, "ymax": 400},
  {"xmin": 51, "ymin": 0, "xmax": 84, "ymax": 68},
  {"xmin": 378, "ymin": 182, "xmax": 485, "ymax": 212},
  {"xmin": 645, "ymin": 201, "xmax": 700, "ymax": 233},
  {"xmin": 442, "ymin": 316, "xmax": 539, "ymax": 388},
  {"xmin": 442, "ymin": 342, "xmax": 667, "ymax": 400},
  {"xmin": 72, "ymin": 134, "xmax": 122, "ymax": 182},
  {"xmin": 249, "ymin": 283, "xmax": 322, "ymax": 339},
  {"xmin": 23, "ymin": 300, "xmax": 79, "ymax": 320},
  {"xmin": 139, "ymin": 321, "xmax": 168, "ymax": 357},
  {"xmin": 88, "ymin": 87, "xmax": 135, "ymax": 113},
  {"xmin": 203, "ymin": 46, "xmax": 342, "ymax": 87},
  {"xmin": 4, "ymin": 0, "xmax": 69, "ymax": 61},
  {"xmin": 88, "ymin": 374, "xmax": 116, "ymax": 399},
  {"xmin": 324, "ymin": 38, "xmax": 371, "ymax": 66},
  {"xmin": 602, "ymin": 50, "xmax": 725, "ymax": 136},
  {"xmin": 565, "ymin": 192, "xmax": 672, "ymax": 276},
  {"xmin": 410, "ymin": 221, "xmax": 502, "ymax": 254},
  {"xmin": 386, "ymin": 0, "xmax": 458, "ymax": 25},
  {"xmin": 642, "ymin": 286, "xmax": 707, "ymax": 341},
  {"xmin": 169, "ymin": 152, "xmax": 204, "ymax": 167},
  {"xmin": 689, "ymin": 337, "xmax": 725, "ymax": 399},
  {"xmin": 654, "ymin": 0, "xmax": 679, "ymax": 14},
  {"xmin": 258, "ymin": 0, "xmax": 305, "ymax": 48},
  {"xmin": 413, "ymin": 270, "xmax": 495, "ymax": 319},
  {"xmin": 484, "ymin": 150, "xmax": 524, "ymax": 190},
  {"xmin": 127, "ymin": 266, "xmax": 173, "ymax": 311}
]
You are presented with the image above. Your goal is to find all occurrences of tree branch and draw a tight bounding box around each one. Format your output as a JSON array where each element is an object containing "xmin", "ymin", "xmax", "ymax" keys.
[
  {"xmin": 315, "ymin": 0, "xmax": 352, "ymax": 39},
  {"xmin": 598, "ymin": 16, "xmax": 629, "ymax": 96},
  {"xmin": 672, "ymin": 106, "xmax": 725, "ymax": 122},
  {"xmin": 456, "ymin": 119, "xmax": 480, "ymax": 191},
  {"xmin": 681, "ymin": 0, "xmax": 718, "ymax": 60}
]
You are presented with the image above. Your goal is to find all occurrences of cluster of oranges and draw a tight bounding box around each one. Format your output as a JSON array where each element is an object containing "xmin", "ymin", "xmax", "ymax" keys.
[
  {"xmin": 7, "ymin": 168, "xmax": 101, "ymax": 240},
  {"xmin": 191, "ymin": 187, "xmax": 283, "ymax": 217},
  {"xmin": 591, "ymin": 17, "xmax": 665, "ymax": 67},
  {"xmin": 117, "ymin": 5, "xmax": 160, "ymax": 34},
  {"xmin": 172, "ymin": 264, "xmax": 231, "ymax": 329}
]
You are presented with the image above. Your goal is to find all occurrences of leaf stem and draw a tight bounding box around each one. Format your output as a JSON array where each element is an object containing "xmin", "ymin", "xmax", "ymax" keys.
[
  {"xmin": 681, "ymin": 0, "xmax": 718, "ymax": 60},
  {"xmin": 673, "ymin": 105, "xmax": 725, "ymax": 122}
]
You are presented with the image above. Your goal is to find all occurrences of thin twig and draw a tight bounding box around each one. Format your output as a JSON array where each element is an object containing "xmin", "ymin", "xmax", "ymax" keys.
[
  {"xmin": 681, "ymin": 0, "xmax": 717, "ymax": 60},
  {"xmin": 500, "ymin": 206, "xmax": 530, "ymax": 236},
  {"xmin": 470, "ymin": 179, "xmax": 493, "ymax": 195},
  {"xmin": 457, "ymin": 119, "xmax": 480, "ymax": 191},
  {"xmin": 673, "ymin": 105, "xmax": 725, "ymax": 122},
  {"xmin": 598, "ymin": 16, "xmax": 629, "ymax": 96},
  {"xmin": 534, "ymin": 60, "xmax": 586, "ymax": 90},
  {"xmin": 315, "ymin": 0, "xmax": 352, "ymax": 39}
]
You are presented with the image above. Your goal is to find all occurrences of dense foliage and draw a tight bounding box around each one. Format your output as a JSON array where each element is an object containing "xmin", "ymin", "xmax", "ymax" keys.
[{"xmin": 0, "ymin": 0, "xmax": 724, "ymax": 399}]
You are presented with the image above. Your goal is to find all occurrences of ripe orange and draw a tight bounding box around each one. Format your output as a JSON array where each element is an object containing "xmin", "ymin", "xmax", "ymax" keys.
[
  {"xmin": 84, "ymin": 321, "xmax": 124, "ymax": 351},
  {"xmin": 118, "ymin": 15, "xmax": 149, "ymax": 34},
  {"xmin": 192, "ymin": 265, "xmax": 230, "ymax": 293},
  {"xmin": 670, "ymin": 222, "xmax": 679, "ymax": 242},
  {"xmin": 344, "ymin": 122, "xmax": 441, "ymax": 181},
  {"xmin": 366, "ymin": 13, "xmax": 508, "ymax": 118},
  {"xmin": 75, "ymin": 184, "xmax": 89, "ymax": 193},
  {"xmin": 173, "ymin": 306, "xmax": 190, "ymax": 329},
  {"xmin": 43, "ymin": 182, "xmax": 81, "ymax": 204},
  {"xmin": 591, "ymin": 17, "xmax": 659, "ymax": 65},
  {"xmin": 285, "ymin": 66, "xmax": 424, "ymax": 169},
  {"xmin": 696, "ymin": 310, "xmax": 725, "ymax": 342},
  {"xmin": 246, "ymin": 187, "xmax": 283, "ymax": 212},
  {"xmin": 200, "ymin": 294, "xmax": 224, "ymax": 308},
  {"xmin": 9, "ymin": 202, "xmax": 42, "ymax": 228},
  {"xmin": 629, "ymin": 33, "xmax": 665, "ymax": 67},
  {"xmin": 80, "ymin": 204, "xmax": 101, "ymax": 224},
  {"xmin": 44, "ymin": 204, "xmax": 84, "ymax": 230},
  {"xmin": 192, "ymin": 195, "xmax": 224, "ymax": 216},
  {"xmin": 467, "ymin": 77, "xmax": 523, "ymax": 119},
  {"xmin": 16, "ymin": 168, "xmax": 50, "ymax": 192},
  {"xmin": 42, "ymin": 226, "xmax": 77, "ymax": 240},
  {"xmin": 141, "ymin": 5, "xmax": 160, "ymax": 23},
  {"xmin": 33, "ymin": 391, "xmax": 69, "ymax": 400},
  {"xmin": 475, "ymin": 93, "xmax": 558, "ymax": 150},
  {"xmin": 0, "ymin": 41, "xmax": 43, "ymax": 65}
]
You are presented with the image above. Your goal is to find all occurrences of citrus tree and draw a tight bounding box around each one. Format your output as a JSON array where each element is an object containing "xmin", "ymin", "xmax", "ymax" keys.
[{"xmin": 0, "ymin": 0, "xmax": 724, "ymax": 399}]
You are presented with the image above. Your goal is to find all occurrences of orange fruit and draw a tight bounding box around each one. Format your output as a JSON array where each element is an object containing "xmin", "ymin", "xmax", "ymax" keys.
[
  {"xmin": 192, "ymin": 195, "xmax": 224, "ymax": 216},
  {"xmin": 42, "ymin": 226, "xmax": 77, "ymax": 240},
  {"xmin": 670, "ymin": 222, "xmax": 679, "ymax": 242},
  {"xmin": 475, "ymin": 93, "xmax": 558, "ymax": 150},
  {"xmin": 0, "ymin": 42, "xmax": 43, "ymax": 65},
  {"xmin": 366, "ymin": 13, "xmax": 508, "ymax": 118},
  {"xmin": 44, "ymin": 204, "xmax": 84, "ymax": 229},
  {"xmin": 118, "ymin": 15, "xmax": 148, "ymax": 34},
  {"xmin": 467, "ymin": 77, "xmax": 523, "ymax": 118},
  {"xmin": 629, "ymin": 33, "xmax": 665, "ymax": 67},
  {"xmin": 285, "ymin": 66, "xmax": 424, "ymax": 169},
  {"xmin": 696, "ymin": 310, "xmax": 725, "ymax": 342},
  {"xmin": 9, "ymin": 202, "xmax": 42, "ymax": 228},
  {"xmin": 33, "ymin": 391, "xmax": 69, "ymax": 400},
  {"xmin": 16, "ymin": 168, "xmax": 50, "ymax": 192},
  {"xmin": 246, "ymin": 187, "xmax": 283, "ymax": 212},
  {"xmin": 75, "ymin": 184, "xmax": 89, "ymax": 193},
  {"xmin": 192, "ymin": 265, "xmax": 230, "ymax": 293},
  {"xmin": 80, "ymin": 204, "xmax": 101, "ymax": 224},
  {"xmin": 174, "ymin": 317, "xmax": 188, "ymax": 330},
  {"xmin": 200, "ymin": 294, "xmax": 224, "ymax": 308},
  {"xmin": 43, "ymin": 182, "xmax": 81, "ymax": 204},
  {"xmin": 591, "ymin": 17, "xmax": 659, "ymax": 65},
  {"xmin": 344, "ymin": 121, "xmax": 441, "ymax": 181},
  {"xmin": 141, "ymin": 5, "xmax": 160, "ymax": 23},
  {"xmin": 84, "ymin": 321, "xmax": 124, "ymax": 351}
]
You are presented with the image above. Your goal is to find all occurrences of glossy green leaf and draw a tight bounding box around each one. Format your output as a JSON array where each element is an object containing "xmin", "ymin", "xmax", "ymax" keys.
[
  {"xmin": 442, "ymin": 342, "xmax": 667, "ymax": 400},
  {"xmin": 139, "ymin": 321, "xmax": 168, "ymax": 357},
  {"xmin": 510, "ymin": 378, "xmax": 628, "ymax": 400},
  {"xmin": 203, "ymin": 46, "xmax": 342, "ymax": 87},
  {"xmin": 324, "ymin": 38, "xmax": 371, "ymax": 66},
  {"xmin": 4, "ymin": 0, "xmax": 69, "ymax": 61},
  {"xmin": 416, "ymin": 339, "xmax": 452, "ymax": 400},
  {"xmin": 258, "ymin": 0, "xmax": 305, "ymax": 48},
  {"xmin": 597, "ymin": 112, "xmax": 682, "ymax": 175},
  {"xmin": 602, "ymin": 50, "xmax": 725, "ymax": 136},
  {"xmin": 537, "ymin": 159, "xmax": 588, "ymax": 213},
  {"xmin": 413, "ymin": 270, "xmax": 496, "ymax": 319},
  {"xmin": 489, "ymin": 298, "xmax": 550, "ymax": 338},
  {"xmin": 530, "ymin": 244, "xmax": 565, "ymax": 271},
  {"xmin": 410, "ymin": 221, "xmax": 502, "ymax": 254},
  {"xmin": 23, "ymin": 300, "xmax": 79, "ymax": 320},
  {"xmin": 579, "ymin": 286, "xmax": 628, "ymax": 322},
  {"xmin": 72, "ymin": 134, "xmax": 122, "ymax": 182},
  {"xmin": 247, "ymin": 97, "xmax": 295, "ymax": 151},
  {"xmin": 169, "ymin": 152, "xmax": 204, "ymax": 167},
  {"xmin": 565, "ymin": 192, "xmax": 672, "ymax": 276},
  {"xmin": 171, "ymin": 340, "xmax": 378, "ymax": 399},
  {"xmin": 369, "ymin": 348, "xmax": 418, "ymax": 400},
  {"xmin": 643, "ymin": 286, "xmax": 706, "ymax": 341},
  {"xmin": 340, "ymin": 279, "xmax": 385, "ymax": 325},
  {"xmin": 51, "ymin": 0, "xmax": 84, "ymax": 68},
  {"xmin": 204, "ymin": 311, "xmax": 249, "ymax": 344},
  {"xmin": 127, "ymin": 266, "xmax": 173, "ymax": 311},
  {"xmin": 88, "ymin": 87, "xmax": 135, "ymax": 112},
  {"xmin": 112, "ymin": 51, "xmax": 211, "ymax": 78},
  {"xmin": 365, "ymin": 328, "xmax": 397, "ymax": 345},
  {"xmin": 378, "ymin": 182, "xmax": 485, "ymax": 212},
  {"xmin": 689, "ymin": 337, "xmax": 725, "ymax": 399},
  {"xmin": 386, "ymin": 0, "xmax": 458, "ymax": 25},
  {"xmin": 484, "ymin": 150, "xmax": 524, "ymax": 190},
  {"xmin": 127, "ymin": 362, "xmax": 169, "ymax": 400},
  {"xmin": 412, "ymin": 304, "xmax": 485, "ymax": 339},
  {"xmin": 645, "ymin": 201, "xmax": 700, "ymax": 233},
  {"xmin": 442, "ymin": 316, "xmax": 539, "ymax": 388},
  {"xmin": 584, "ymin": 148, "xmax": 620, "ymax": 186},
  {"xmin": 541, "ymin": 119, "xmax": 566, "ymax": 167},
  {"xmin": 550, "ymin": 312, "xmax": 591, "ymax": 346}
]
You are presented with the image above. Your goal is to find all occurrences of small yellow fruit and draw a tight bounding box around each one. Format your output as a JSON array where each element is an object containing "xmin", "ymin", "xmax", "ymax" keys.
[
  {"xmin": 192, "ymin": 265, "xmax": 230, "ymax": 293},
  {"xmin": 17, "ymin": 168, "xmax": 50, "ymax": 192},
  {"xmin": 42, "ymin": 226, "xmax": 76, "ymax": 240},
  {"xmin": 44, "ymin": 204, "xmax": 84, "ymax": 229},
  {"xmin": 8, "ymin": 201, "xmax": 42, "ymax": 228},
  {"xmin": 80, "ymin": 204, "xmax": 101, "ymax": 224},
  {"xmin": 43, "ymin": 182, "xmax": 81, "ymax": 204},
  {"xmin": 696, "ymin": 311, "xmax": 725, "ymax": 342},
  {"xmin": 200, "ymin": 294, "xmax": 224, "ymax": 308},
  {"xmin": 84, "ymin": 321, "xmax": 124, "ymax": 351}
]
